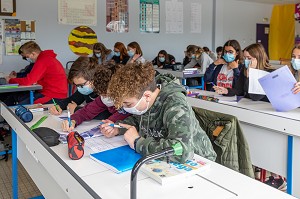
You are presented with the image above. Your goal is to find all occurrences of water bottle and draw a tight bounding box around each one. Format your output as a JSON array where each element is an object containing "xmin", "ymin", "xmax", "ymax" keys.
[{"xmin": 15, "ymin": 105, "xmax": 33, "ymax": 123}]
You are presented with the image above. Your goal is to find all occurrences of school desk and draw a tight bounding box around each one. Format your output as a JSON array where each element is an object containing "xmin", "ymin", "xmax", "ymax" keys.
[
  {"xmin": 0, "ymin": 102, "xmax": 297, "ymax": 199},
  {"xmin": 156, "ymin": 68, "xmax": 205, "ymax": 90},
  {"xmin": 187, "ymin": 90, "xmax": 300, "ymax": 198}
]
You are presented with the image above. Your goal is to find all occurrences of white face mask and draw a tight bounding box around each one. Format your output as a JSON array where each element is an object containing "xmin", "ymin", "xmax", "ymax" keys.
[
  {"xmin": 123, "ymin": 95, "xmax": 149, "ymax": 115},
  {"xmin": 291, "ymin": 58, "xmax": 300, "ymax": 70},
  {"xmin": 100, "ymin": 96, "xmax": 114, "ymax": 107}
]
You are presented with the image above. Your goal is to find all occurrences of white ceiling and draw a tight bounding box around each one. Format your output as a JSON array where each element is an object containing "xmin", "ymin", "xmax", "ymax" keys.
[{"xmin": 235, "ymin": 0, "xmax": 300, "ymax": 4}]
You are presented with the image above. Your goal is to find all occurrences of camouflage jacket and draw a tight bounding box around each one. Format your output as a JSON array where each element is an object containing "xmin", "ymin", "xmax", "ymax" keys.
[{"xmin": 119, "ymin": 74, "xmax": 216, "ymax": 163}]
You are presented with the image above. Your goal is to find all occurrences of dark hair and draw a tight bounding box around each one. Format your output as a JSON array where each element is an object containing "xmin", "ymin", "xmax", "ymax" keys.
[
  {"xmin": 92, "ymin": 42, "xmax": 112, "ymax": 63},
  {"xmin": 114, "ymin": 42, "xmax": 128, "ymax": 61},
  {"xmin": 203, "ymin": 47, "xmax": 210, "ymax": 52},
  {"xmin": 156, "ymin": 50, "xmax": 172, "ymax": 67},
  {"xmin": 222, "ymin": 40, "xmax": 243, "ymax": 63},
  {"xmin": 187, "ymin": 45, "xmax": 204, "ymax": 60},
  {"xmin": 128, "ymin": 41, "xmax": 143, "ymax": 56},
  {"xmin": 93, "ymin": 62, "xmax": 122, "ymax": 95},
  {"xmin": 68, "ymin": 56, "xmax": 98, "ymax": 83},
  {"xmin": 216, "ymin": 46, "xmax": 223, "ymax": 53}
]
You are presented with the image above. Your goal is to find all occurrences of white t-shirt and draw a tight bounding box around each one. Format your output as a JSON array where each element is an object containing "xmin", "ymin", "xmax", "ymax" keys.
[{"xmin": 216, "ymin": 65, "xmax": 234, "ymax": 88}]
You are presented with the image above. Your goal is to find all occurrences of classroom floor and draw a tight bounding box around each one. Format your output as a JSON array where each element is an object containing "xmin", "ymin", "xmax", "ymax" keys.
[{"xmin": 0, "ymin": 135, "xmax": 42, "ymax": 199}]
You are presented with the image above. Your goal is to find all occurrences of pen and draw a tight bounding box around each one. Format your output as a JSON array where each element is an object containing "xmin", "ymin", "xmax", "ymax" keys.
[
  {"xmin": 67, "ymin": 106, "xmax": 71, "ymax": 127},
  {"xmin": 210, "ymin": 82, "xmax": 216, "ymax": 86},
  {"xmin": 52, "ymin": 98, "xmax": 59, "ymax": 111},
  {"xmin": 99, "ymin": 121, "xmax": 126, "ymax": 129}
]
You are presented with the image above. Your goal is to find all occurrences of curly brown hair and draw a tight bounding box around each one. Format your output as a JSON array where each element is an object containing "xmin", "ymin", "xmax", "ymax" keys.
[
  {"xmin": 107, "ymin": 62, "xmax": 156, "ymax": 109},
  {"xmin": 93, "ymin": 62, "xmax": 122, "ymax": 95},
  {"xmin": 68, "ymin": 56, "xmax": 98, "ymax": 83}
]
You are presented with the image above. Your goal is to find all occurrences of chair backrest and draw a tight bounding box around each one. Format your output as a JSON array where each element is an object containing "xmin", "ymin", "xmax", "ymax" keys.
[{"xmin": 65, "ymin": 61, "xmax": 75, "ymax": 96}]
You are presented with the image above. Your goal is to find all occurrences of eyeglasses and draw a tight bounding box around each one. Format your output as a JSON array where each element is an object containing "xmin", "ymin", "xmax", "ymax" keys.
[{"xmin": 74, "ymin": 80, "xmax": 88, "ymax": 88}]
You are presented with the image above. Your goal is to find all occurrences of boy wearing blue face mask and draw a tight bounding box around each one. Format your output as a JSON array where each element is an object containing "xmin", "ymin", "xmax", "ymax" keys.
[
  {"xmin": 61, "ymin": 63, "xmax": 130, "ymax": 132},
  {"xmin": 92, "ymin": 42, "xmax": 114, "ymax": 64},
  {"xmin": 291, "ymin": 44, "xmax": 300, "ymax": 94},
  {"xmin": 49, "ymin": 57, "xmax": 102, "ymax": 116},
  {"xmin": 100, "ymin": 62, "xmax": 216, "ymax": 163},
  {"xmin": 152, "ymin": 50, "xmax": 176, "ymax": 69},
  {"xmin": 204, "ymin": 40, "xmax": 243, "ymax": 91}
]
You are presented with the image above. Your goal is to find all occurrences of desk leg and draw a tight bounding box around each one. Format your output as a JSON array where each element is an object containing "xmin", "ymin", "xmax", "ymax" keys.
[
  {"xmin": 287, "ymin": 135, "xmax": 293, "ymax": 195},
  {"xmin": 182, "ymin": 79, "xmax": 187, "ymax": 86},
  {"xmin": 201, "ymin": 76, "xmax": 204, "ymax": 90},
  {"xmin": 12, "ymin": 129, "xmax": 18, "ymax": 199},
  {"xmin": 30, "ymin": 91, "xmax": 34, "ymax": 105}
]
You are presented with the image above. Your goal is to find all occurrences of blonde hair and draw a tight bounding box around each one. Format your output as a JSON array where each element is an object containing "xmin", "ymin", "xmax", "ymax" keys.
[
  {"xmin": 19, "ymin": 41, "xmax": 42, "ymax": 54},
  {"xmin": 186, "ymin": 45, "xmax": 204, "ymax": 60}
]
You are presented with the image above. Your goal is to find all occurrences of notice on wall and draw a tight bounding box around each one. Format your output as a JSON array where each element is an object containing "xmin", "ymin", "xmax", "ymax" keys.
[
  {"xmin": 140, "ymin": 0, "xmax": 160, "ymax": 33},
  {"xmin": 165, "ymin": 0, "xmax": 183, "ymax": 33},
  {"xmin": 58, "ymin": 0, "xmax": 97, "ymax": 26},
  {"xmin": 106, "ymin": 0, "xmax": 129, "ymax": 33},
  {"xmin": 20, "ymin": 20, "xmax": 36, "ymax": 45},
  {"xmin": 4, "ymin": 19, "xmax": 21, "ymax": 55},
  {"xmin": 190, "ymin": 2, "xmax": 201, "ymax": 33}
]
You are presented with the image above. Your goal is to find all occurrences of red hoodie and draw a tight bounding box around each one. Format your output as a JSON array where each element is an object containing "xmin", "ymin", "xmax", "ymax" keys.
[{"xmin": 9, "ymin": 50, "xmax": 68, "ymax": 104}]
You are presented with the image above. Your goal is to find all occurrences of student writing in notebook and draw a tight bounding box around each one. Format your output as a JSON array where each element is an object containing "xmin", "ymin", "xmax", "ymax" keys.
[
  {"xmin": 152, "ymin": 50, "xmax": 176, "ymax": 69},
  {"xmin": 49, "ymin": 57, "xmax": 101, "ymax": 115},
  {"xmin": 111, "ymin": 42, "xmax": 130, "ymax": 65},
  {"xmin": 126, "ymin": 41, "xmax": 146, "ymax": 64},
  {"xmin": 61, "ymin": 62, "xmax": 130, "ymax": 132},
  {"xmin": 100, "ymin": 62, "xmax": 216, "ymax": 163},
  {"xmin": 214, "ymin": 43, "xmax": 273, "ymax": 101},
  {"xmin": 91, "ymin": 42, "xmax": 114, "ymax": 64},
  {"xmin": 291, "ymin": 44, "xmax": 300, "ymax": 94}
]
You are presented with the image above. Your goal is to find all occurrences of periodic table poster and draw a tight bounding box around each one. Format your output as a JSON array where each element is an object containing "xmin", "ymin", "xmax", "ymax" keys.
[
  {"xmin": 140, "ymin": 0, "xmax": 160, "ymax": 33},
  {"xmin": 58, "ymin": 0, "xmax": 97, "ymax": 26}
]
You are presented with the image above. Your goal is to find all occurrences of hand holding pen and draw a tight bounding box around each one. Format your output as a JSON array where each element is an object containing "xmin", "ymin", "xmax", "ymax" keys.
[
  {"xmin": 100, "ymin": 119, "xmax": 124, "ymax": 138},
  {"xmin": 50, "ymin": 98, "xmax": 62, "ymax": 115}
]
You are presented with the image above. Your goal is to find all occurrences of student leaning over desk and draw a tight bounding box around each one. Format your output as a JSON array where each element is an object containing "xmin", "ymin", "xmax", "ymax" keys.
[
  {"xmin": 111, "ymin": 42, "xmax": 130, "ymax": 65},
  {"xmin": 61, "ymin": 62, "xmax": 130, "ymax": 132},
  {"xmin": 5, "ymin": 41, "xmax": 67, "ymax": 105},
  {"xmin": 100, "ymin": 62, "xmax": 217, "ymax": 163},
  {"xmin": 91, "ymin": 42, "xmax": 114, "ymax": 64},
  {"xmin": 291, "ymin": 44, "xmax": 300, "ymax": 94},
  {"xmin": 126, "ymin": 41, "xmax": 146, "ymax": 64},
  {"xmin": 214, "ymin": 43, "xmax": 273, "ymax": 101},
  {"xmin": 49, "ymin": 57, "xmax": 106, "ymax": 116}
]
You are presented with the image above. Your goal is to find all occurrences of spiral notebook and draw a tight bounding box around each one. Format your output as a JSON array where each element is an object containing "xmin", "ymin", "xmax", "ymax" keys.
[{"xmin": 90, "ymin": 145, "xmax": 141, "ymax": 173}]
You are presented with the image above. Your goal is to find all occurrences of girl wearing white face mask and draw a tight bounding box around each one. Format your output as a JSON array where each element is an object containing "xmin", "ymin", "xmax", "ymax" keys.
[
  {"xmin": 127, "ymin": 41, "xmax": 146, "ymax": 64},
  {"xmin": 100, "ymin": 62, "xmax": 217, "ymax": 163},
  {"xmin": 92, "ymin": 42, "xmax": 114, "ymax": 64},
  {"xmin": 61, "ymin": 63, "xmax": 130, "ymax": 132},
  {"xmin": 291, "ymin": 45, "xmax": 300, "ymax": 94}
]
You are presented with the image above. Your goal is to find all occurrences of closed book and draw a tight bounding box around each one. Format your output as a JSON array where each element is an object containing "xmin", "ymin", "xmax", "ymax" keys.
[
  {"xmin": 141, "ymin": 156, "xmax": 210, "ymax": 185},
  {"xmin": 90, "ymin": 145, "xmax": 141, "ymax": 173}
]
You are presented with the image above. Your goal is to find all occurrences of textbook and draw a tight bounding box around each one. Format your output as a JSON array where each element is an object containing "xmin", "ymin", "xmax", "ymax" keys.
[
  {"xmin": 90, "ymin": 145, "xmax": 141, "ymax": 173},
  {"xmin": 141, "ymin": 156, "xmax": 210, "ymax": 185}
]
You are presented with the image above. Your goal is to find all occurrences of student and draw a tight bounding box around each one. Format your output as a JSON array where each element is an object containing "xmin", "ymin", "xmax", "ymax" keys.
[
  {"xmin": 203, "ymin": 46, "xmax": 217, "ymax": 61},
  {"xmin": 216, "ymin": 46, "xmax": 223, "ymax": 60},
  {"xmin": 9, "ymin": 44, "xmax": 34, "ymax": 78},
  {"xmin": 291, "ymin": 44, "xmax": 300, "ymax": 94},
  {"xmin": 111, "ymin": 42, "xmax": 130, "ymax": 65},
  {"xmin": 127, "ymin": 41, "xmax": 145, "ymax": 64},
  {"xmin": 184, "ymin": 45, "xmax": 213, "ymax": 74},
  {"xmin": 204, "ymin": 40, "xmax": 242, "ymax": 91},
  {"xmin": 5, "ymin": 41, "xmax": 67, "ymax": 105},
  {"xmin": 214, "ymin": 43, "xmax": 273, "ymax": 101},
  {"xmin": 100, "ymin": 62, "xmax": 217, "ymax": 163},
  {"xmin": 152, "ymin": 50, "xmax": 175, "ymax": 69},
  {"xmin": 92, "ymin": 42, "xmax": 114, "ymax": 64},
  {"xmin": 182, "ymin": 45, "xmax": 199, "ymax": 67},
  {"xmin": 61, "ymin": 62, "xmax": 130, "ymax": 132},
  {"xmin": 49, "ymin": 57, "xmax": 99, "ymax": 115}
]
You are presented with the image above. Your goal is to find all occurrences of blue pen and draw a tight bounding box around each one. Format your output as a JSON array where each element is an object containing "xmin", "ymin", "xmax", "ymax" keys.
[
  {"xmin": 99, "ymin": 121, "xmax": 126, "ymax": 129},
  {"xmin": 210, "ymin": 82, "xmax": 216, "ymax": 86},
  {"xmin": 67, "ymin": 106, "xmax": 71, "ymax": 127}
]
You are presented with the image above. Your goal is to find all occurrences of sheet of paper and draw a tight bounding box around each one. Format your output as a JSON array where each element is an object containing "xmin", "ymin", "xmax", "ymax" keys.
[
  {"xmin": 165, "ymin": 0, "xmax": 183, "ymax": 33},
  {"xmin": 190, "ymin": 2, "xmax": 201, "ymax": 33},
  {"xmin": 258, "ymin": 65, "xmax": 300, "ymax": 112},
  {"xmin": 248, "ymin": 68, "xmax": 269, "ymax": 94}
]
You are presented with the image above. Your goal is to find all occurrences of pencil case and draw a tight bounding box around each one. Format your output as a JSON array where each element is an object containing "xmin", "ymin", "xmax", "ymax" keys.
[
  {"xmin": 67, "ymin": 131, "xmax": 85, "ymax": 160},
  {"xmin": 197, "ymin": 95, "xmax": 219, "ymax": 103}
]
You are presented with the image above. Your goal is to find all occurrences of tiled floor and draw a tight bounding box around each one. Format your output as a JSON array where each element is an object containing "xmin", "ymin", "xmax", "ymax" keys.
[{"xmin": 0, "ymin": 134, "xmax": 42, "ymax": 199}]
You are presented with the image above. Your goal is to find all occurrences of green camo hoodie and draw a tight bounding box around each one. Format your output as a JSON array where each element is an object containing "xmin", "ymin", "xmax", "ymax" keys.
[{"xmin": 119, "ymin": 74, "xmax": 216, "ymax": 163}]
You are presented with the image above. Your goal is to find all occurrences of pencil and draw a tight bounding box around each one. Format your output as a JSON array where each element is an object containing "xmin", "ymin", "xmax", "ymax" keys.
[{"xmin": 52, "ymin": 98, "xmax": 59, "ymax": 111}]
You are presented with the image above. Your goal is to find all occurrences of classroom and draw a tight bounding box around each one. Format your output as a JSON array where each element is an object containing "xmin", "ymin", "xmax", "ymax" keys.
[{"xmin": 0, "ymin": 0, "xmax": 300, "ymax": 199}]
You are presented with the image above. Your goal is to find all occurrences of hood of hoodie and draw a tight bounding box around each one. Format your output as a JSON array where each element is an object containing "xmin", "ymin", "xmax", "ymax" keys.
[{"xmin": 38, "ymin": 50, "xmax": 57, "ymax": 59}]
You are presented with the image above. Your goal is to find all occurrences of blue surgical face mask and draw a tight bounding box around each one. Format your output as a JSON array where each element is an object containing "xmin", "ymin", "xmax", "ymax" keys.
[
  {"xmin": 77, "ymin": 85, "xmax": 93, "ymax": 95},
  {"xmin": 95, "ymin": 53, "xmax": 101, "ymax": 58},
  {"xmin": 244, "ymin": 59, "xmax": 251, "ymax": 69},
  {"xmin": 123, "ymin": 95, "xmax": 149, "ymax": 115},
  {"xmin": 127, "ymin": 50, "xmax": 135, "ymax": 57},
  {"xmin": 26, "ymin": 58, "xmax": 34, "ymax": 63},
  {"xmin": 191, "ymin": 54, "xmax": 196, "ymax": 59},
  {"xmin": 291, "ymin": 58, "xmax": 300, "ymax": 70},
  {"xmin": 114, "ymin": 52, "xmax": 120, "ymax": 57},
  {"xmin": 159, "ymin": 57, "xmax": 165, "ymax": 62},
  {"xmin": 223, "ymin": 53, "xmax": 235, "ymax": 63}
]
